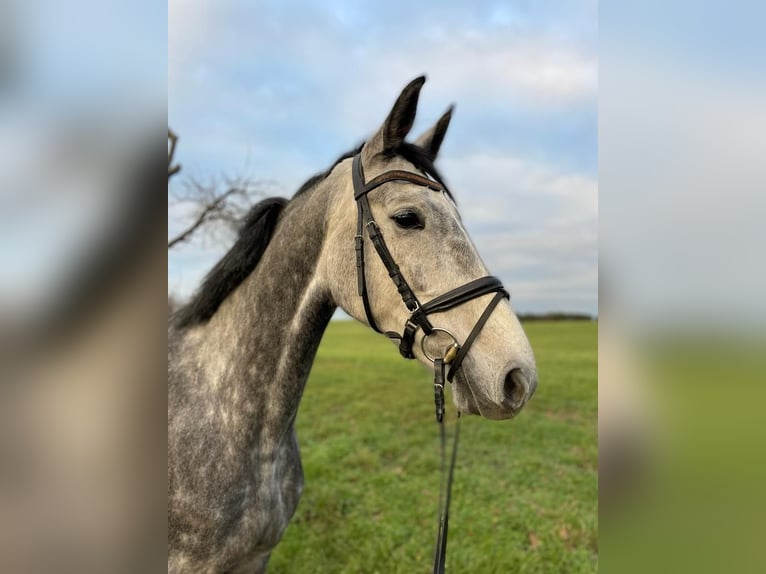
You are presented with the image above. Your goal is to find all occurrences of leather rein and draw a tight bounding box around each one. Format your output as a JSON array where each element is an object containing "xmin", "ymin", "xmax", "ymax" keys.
[{"xmin": 351, "ymin": 153, "xmax": 509, "ymax": 573}]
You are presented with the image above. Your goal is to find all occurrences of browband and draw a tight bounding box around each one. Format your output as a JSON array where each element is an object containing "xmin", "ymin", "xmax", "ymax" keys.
[{"xmin": 355, "ymin": 170, "xmax": 445, "ymax": 198}]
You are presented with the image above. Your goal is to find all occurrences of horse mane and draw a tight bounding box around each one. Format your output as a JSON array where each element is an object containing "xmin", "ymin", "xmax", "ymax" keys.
[
  {"xmin": 172, "ymin": 197, "xmax": 288, "ymax": 329},
  {"xmin": 172, "ymin": 140, "xmax": 450, "ymax": 330}
]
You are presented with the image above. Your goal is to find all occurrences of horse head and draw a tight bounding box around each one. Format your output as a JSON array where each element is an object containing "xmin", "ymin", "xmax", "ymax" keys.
[{"xmin": 321, "ymin": 77, "xmax": 537, "ymax": 420}]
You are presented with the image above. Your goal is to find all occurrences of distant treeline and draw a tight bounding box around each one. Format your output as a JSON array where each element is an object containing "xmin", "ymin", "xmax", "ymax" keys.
[{"xmin": 518, "ymin": 312, "xmax": 596, "ymax": 322}]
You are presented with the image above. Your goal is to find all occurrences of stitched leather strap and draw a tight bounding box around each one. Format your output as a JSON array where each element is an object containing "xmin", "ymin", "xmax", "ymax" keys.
[
  {"xmin": 397, "ymin": 276, "xmax": 507, "ymax": 358},
  {"xmin": 399, "ymin": 320, "xmax": 419, "ymax": 358},
  {"xmin": 421, "ymin": 276, "xmax": 507, "ymax": 315},
  {"xmin": 363, "ymin": 170, "xmax": 445, "ymax": 195},
  {"xmin": 433, "ymin": 359, "xmax": 445, "ymax": 423},
  {"xmin": 434, "ymin": 411, "xmax": 460, "ymax": 574},
  {"xmin": 446, "ymin": 291, "xmax": 508, "ymax": 382},
  {"xmin": 353, "ymin": 154, "xmax": 434, "ymax": 333}
]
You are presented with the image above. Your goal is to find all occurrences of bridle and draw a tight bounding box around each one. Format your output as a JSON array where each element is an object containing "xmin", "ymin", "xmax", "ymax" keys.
[
  {"xmin": 351, "ymin": 153, "xmax": 510, "ymax": 573},
  {"xmin": 352, "ymin": 152, "xmax": 509, "ymax": 412}
]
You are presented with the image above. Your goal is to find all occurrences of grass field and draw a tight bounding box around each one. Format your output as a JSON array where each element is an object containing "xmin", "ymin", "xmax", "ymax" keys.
[{"xmin": 269, "ymin": 320, "xmax": 598, "ymax": 573}]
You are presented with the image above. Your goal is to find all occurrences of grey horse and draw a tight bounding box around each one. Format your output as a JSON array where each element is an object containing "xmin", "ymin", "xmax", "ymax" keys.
[{"xmin": 168, "ymin": 77, "xmax": 537, "ymax": 573}]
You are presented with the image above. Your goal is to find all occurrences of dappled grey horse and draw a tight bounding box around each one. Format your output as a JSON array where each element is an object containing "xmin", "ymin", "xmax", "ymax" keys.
[{"xmin": 168, "ymin": 77, "xmax": 537, "ymax": 573}]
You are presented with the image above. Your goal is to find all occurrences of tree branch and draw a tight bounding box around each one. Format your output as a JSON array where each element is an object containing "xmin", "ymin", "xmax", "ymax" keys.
[
  {"xmin": 167, "ymin": 187, "xmax": 240, "ymax": 249},
  {"xmin": 168, "ymin": 128, "xmax": 181, "ymax": 179},
  {"xmin": 167, "ymin": 129, "xmax": 269, "ymax": 249}
]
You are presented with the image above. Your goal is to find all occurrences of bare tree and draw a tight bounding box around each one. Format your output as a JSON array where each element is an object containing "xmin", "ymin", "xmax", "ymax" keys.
[
  {"xmin": 168, "ymin": 128, "xmax": 271, "ymax": 249},
  {"xmin": 168, "ymin": 177, "xmax": 261, "ymax": 248}
]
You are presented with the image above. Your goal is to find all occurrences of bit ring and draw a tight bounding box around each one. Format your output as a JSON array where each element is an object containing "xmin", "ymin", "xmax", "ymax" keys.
[{"xmin": 421, "ymin": 328, "xmax": 460, "ymax": 363}]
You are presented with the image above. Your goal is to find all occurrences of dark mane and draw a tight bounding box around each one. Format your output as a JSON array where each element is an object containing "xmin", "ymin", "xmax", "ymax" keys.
[
  {"xmin": 172, "ymin": 197, "xmax": 288, "ymax": 329},
  {"xmin": 173, "ymin": 146, "xmax": 364, "ymax": 330},
  {"xmin": 173, "ymin": 140, "xmax": 449, "ymax": 330}
]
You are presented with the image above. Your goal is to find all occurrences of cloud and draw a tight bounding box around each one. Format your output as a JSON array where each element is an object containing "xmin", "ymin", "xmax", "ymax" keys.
[
  {"xmin": 169, "ymin": 1, "xmax": 596, "ymax": 116},
  {"xmin": 440, "ymin": 151, "xmax": 597, "ymax": 314},
  {"xmin": 365, "ymin": 36, "xmax": 596, "ymax": 107}
]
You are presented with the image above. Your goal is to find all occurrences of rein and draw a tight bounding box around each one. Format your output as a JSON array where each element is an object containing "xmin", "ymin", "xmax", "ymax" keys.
[{"xmin": 351, "ymin": 153, "xmax": 509, "ymax": 573}]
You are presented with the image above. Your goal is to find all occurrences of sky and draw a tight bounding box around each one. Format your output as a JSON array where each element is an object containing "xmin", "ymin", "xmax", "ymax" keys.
[{"xmin": 169, "ymin": 0, "xmax": 598, "ymax": 316}]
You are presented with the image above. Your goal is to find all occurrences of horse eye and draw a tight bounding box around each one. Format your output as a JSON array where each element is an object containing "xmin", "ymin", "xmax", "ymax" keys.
[{"xmin": 391, "ymin": 210, "xmax": 423, "ymax": 229}]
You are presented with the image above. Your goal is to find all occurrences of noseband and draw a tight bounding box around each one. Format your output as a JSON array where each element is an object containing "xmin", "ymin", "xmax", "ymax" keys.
[{"xmin": 352, "ymin": 153, "xmax": 509, "ymax": 573}]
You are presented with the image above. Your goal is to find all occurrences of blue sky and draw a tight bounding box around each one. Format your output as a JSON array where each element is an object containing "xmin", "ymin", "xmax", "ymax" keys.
[{"xmin": 169, "ymin": 0, "xmax": 598, "ymax": 315}]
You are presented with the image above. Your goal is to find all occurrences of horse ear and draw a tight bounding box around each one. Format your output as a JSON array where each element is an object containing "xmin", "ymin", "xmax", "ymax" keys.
[
  {"xmin": 414, "ymin": 105, "xmax": 454, "ymax": 161},
  {"xmin": 364, "ymin": 76, "xmax": 426, "ymax": 159}
]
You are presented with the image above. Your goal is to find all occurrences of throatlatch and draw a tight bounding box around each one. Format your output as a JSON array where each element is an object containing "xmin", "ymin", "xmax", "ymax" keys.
[{"xmin": 351, "ymin": 153, "xmax": 510, "ymax": 574}]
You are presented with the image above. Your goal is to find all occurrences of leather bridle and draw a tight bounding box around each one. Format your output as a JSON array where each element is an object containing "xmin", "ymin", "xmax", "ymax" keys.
[
  {"xmin": 353, "ymin": 153, "xmax": 509, "ymax": 407},
  {"xmin": 351, "ymin": 153, "xmax": 510, "ymax": 573}
]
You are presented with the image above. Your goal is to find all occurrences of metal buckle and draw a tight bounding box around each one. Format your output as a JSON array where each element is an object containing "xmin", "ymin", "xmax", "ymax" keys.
[{"xmin": 421, "ymin": 328, "xmax": 460, "ymax": 364}]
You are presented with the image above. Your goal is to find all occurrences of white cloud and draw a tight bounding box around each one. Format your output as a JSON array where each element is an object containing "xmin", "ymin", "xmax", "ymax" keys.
[
  {"xmin": 445, "ymin": 151, "xmax": 597, "ymax": 221},
  {"xmin": 373, "ymin": 36, "xmax": 596, "ymax": 106},
  {"xmin": 441, "ymin": 151, "xmax": 597, "ymax": 313}
]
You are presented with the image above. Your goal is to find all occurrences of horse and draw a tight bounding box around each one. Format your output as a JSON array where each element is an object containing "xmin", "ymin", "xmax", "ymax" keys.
[{"xmin": 168, "ymin": 76, "xmax": 538, "ymax": 573}]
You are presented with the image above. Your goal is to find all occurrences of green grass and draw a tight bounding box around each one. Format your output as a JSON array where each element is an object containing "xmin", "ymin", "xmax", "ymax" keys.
[{"xmin": 269, "ymin": 320, "xmax": 597, "ymax": 573}]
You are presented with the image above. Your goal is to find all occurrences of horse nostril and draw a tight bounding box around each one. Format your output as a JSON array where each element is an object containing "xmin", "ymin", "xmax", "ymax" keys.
[{"xmin": 503, "ymin": 368, "xmax": 529, "ymax": 408}]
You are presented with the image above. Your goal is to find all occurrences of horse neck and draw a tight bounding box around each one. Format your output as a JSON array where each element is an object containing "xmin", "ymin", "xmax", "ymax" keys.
[{"xmin": 192, "ymin": 183, "xmax": 336, "ymax": 444}]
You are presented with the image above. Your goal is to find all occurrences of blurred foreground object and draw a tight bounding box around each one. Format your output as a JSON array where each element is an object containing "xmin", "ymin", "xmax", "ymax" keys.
[
  {"xmin": 597, "ymin": 308, "xmax": 657, "ymax": 512},
  {"xmin": 0, "ymin": 118, "xmax": 166, "ymax": 573},
  {"xmin": 0, "ymin": 1, "xmax": 167, "ymax": 572},
  {"xmin": 600, "ymin": 0, "xmax": 766, "ymax": 572}
]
